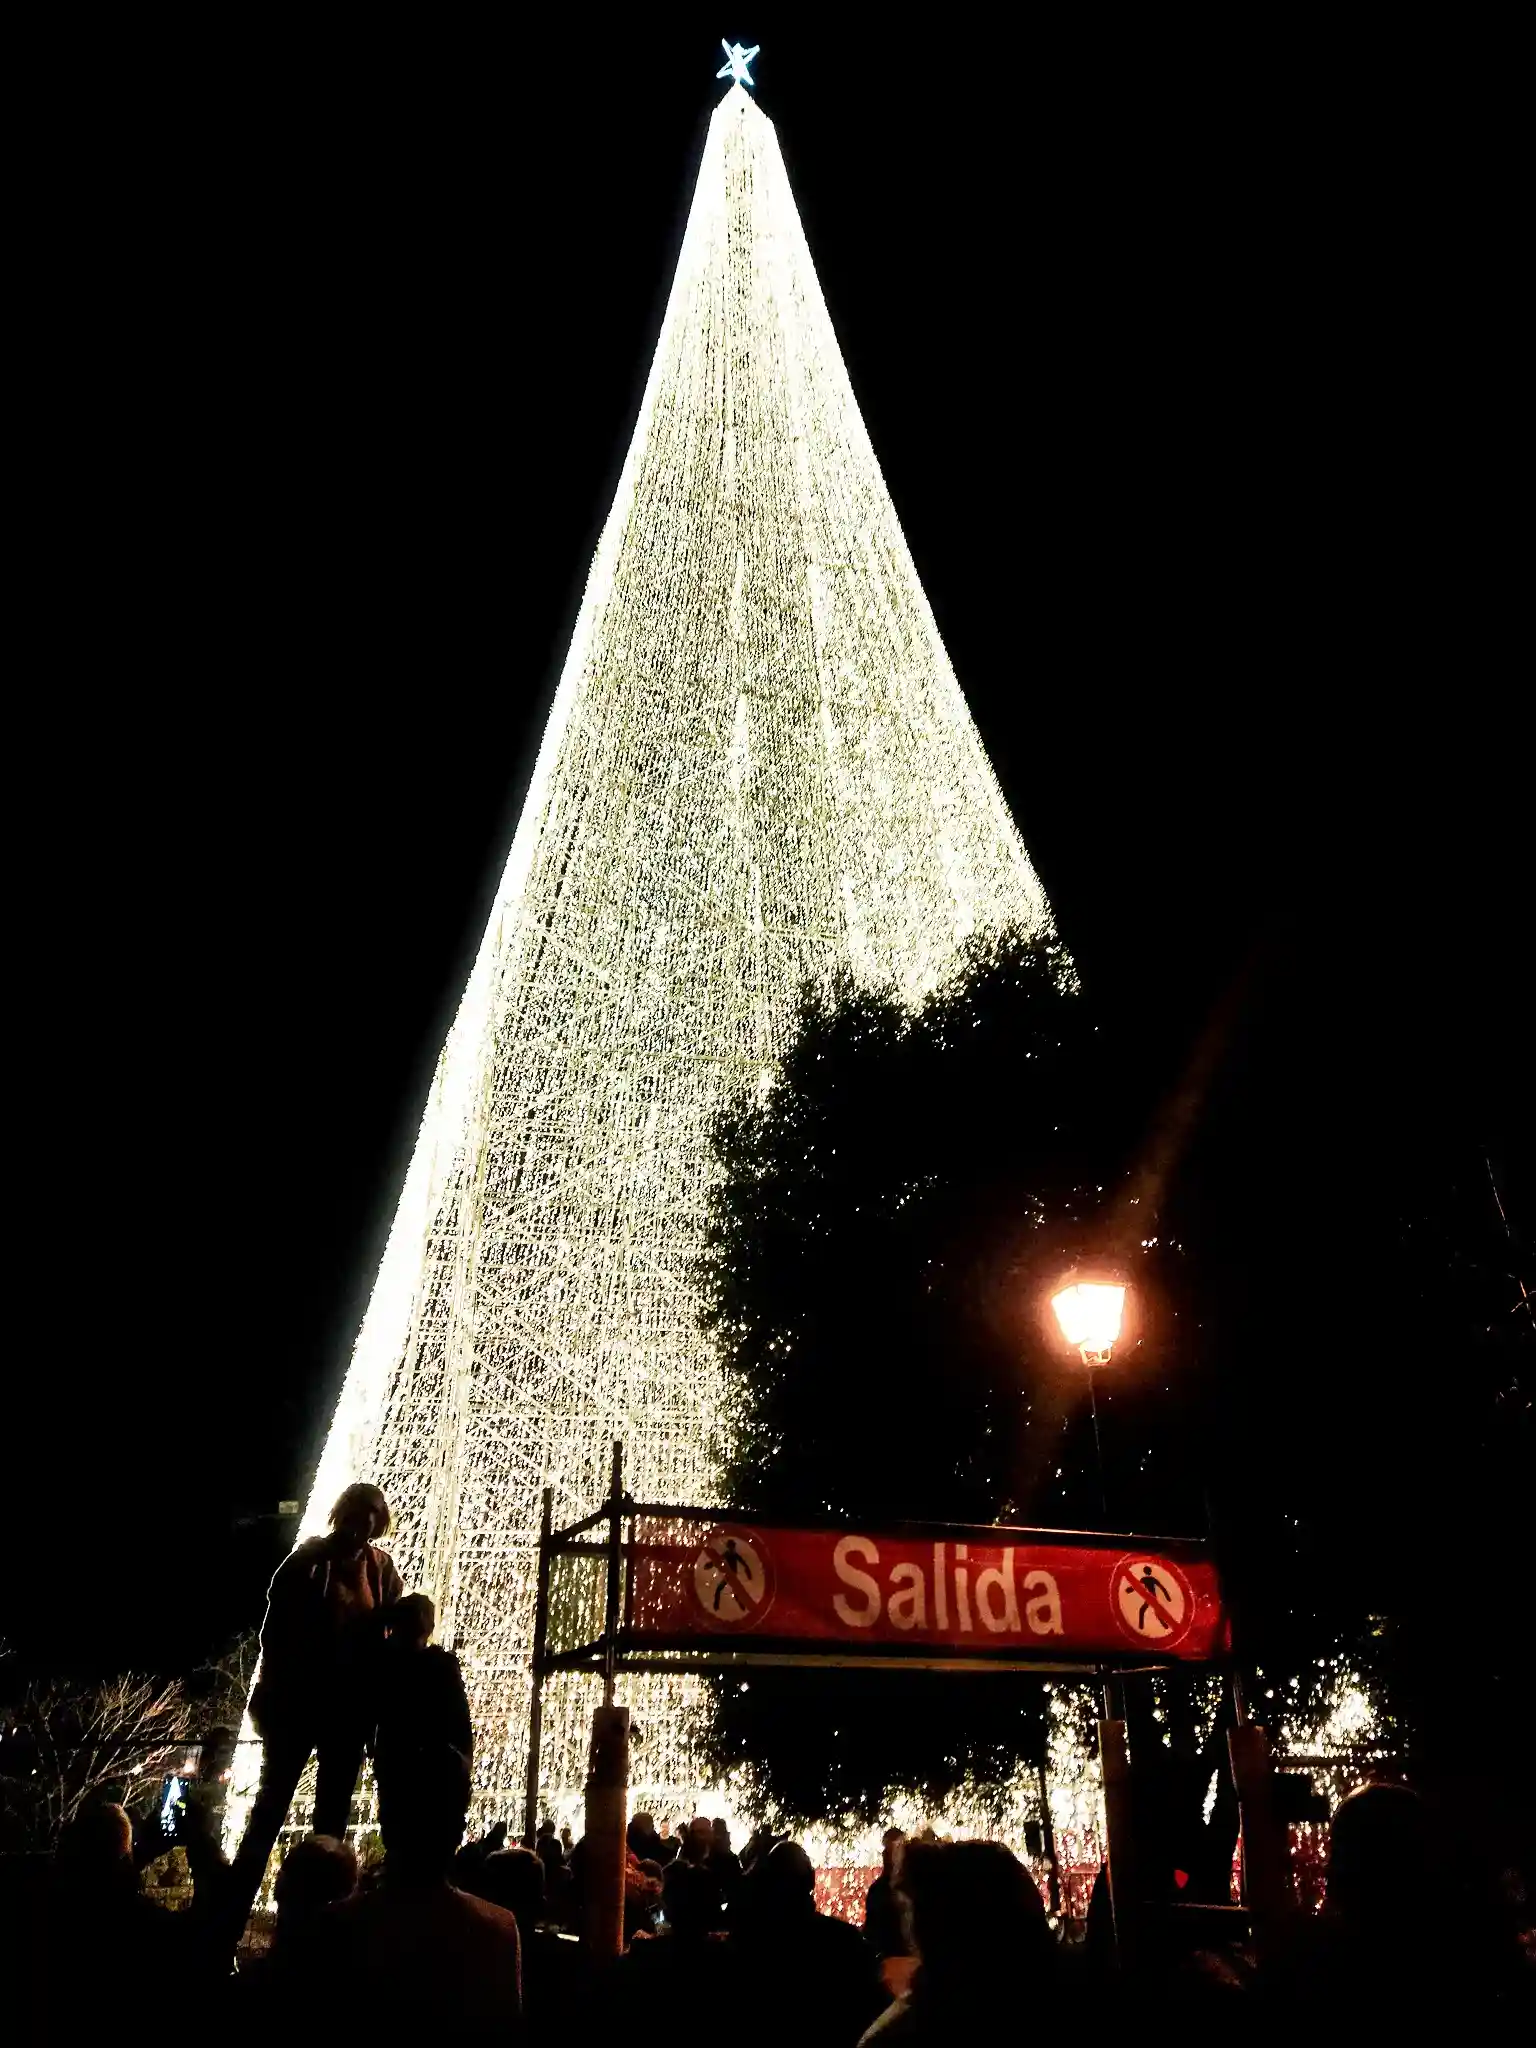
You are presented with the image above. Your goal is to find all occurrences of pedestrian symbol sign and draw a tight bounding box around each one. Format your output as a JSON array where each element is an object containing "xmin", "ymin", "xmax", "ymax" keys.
[
  {"xmin": 693, "ymin": 1527, "xmax": 773, "ymax": 1629},
  {"xmin": 1111, "ymin": 1554, "xmax": 1194, "ymax": 1647}
]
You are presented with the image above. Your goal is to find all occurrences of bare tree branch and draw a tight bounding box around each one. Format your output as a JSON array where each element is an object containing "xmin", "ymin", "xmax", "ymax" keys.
[{"xmin": 1, "ymin": 1669, "xmax": 198, "ymax": 1848}]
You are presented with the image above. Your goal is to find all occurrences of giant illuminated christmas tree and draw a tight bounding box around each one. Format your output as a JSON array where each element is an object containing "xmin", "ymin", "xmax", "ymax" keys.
[{"xmin": 233, "ymin": 72, "xmax": 1055, "ymax": 1834}]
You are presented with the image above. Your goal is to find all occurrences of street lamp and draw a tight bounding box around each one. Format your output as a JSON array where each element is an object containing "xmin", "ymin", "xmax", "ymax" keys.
[
  {"xmin": 1050, "ymin": 1279, "xmax": 1127, "ymax": 1366},
  {"xmin": 1051, "ymin": 1270, "xmax": 1128, "ymax": 1521}
]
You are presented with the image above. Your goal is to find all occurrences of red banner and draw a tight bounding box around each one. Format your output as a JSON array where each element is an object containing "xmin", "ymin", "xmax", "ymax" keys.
[{"xmin": 629, "ymin": 1521, "xmax": 1227, "ymax": 1663}]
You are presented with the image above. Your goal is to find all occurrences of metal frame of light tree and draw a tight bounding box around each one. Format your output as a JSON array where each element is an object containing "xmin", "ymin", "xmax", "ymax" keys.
[{"xmin": 228, "ymin": 81, "xmax": 1054, "ymax": 1843}]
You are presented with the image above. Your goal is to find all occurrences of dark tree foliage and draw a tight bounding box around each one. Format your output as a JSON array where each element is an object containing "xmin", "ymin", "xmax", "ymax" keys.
[
  {"xmin": 695, "ymin": 925, "xmax": 1531, "ymax": 1826},
  {"xmin": 1205, "ymin": 1130, "xmax": 1533, "ymax": 1767},
  {"xmin": 697, "ymin": 930, "xmax": 1205, "ymax": 1819},
  {"xmin": 1149, "ymin": 927, "xmax": 1532, "ymax": 1824}
]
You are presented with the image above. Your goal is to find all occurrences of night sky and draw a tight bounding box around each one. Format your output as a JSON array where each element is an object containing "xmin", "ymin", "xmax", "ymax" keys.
[{"xmin": 10, "ymin": 22, "xmax": 1526, "ymax": 1683}]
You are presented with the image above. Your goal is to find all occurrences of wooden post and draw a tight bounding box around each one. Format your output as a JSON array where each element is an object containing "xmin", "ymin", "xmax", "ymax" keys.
[
  {"xmin": 1229, "ymin": 1720, "xmax": 1288, "ymax": 1957},
  {"xmin": 1098, "ymin": 1713, "xmax": 1139, "ymax": 1968},
  {"xmin": 583, "ymin": 1704, "xmax": 630, "ymax": 1957}
]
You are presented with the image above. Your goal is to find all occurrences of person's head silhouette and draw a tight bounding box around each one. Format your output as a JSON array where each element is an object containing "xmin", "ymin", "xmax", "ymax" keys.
[
  {"xmin": 55, "ymin": 1803, "xmax": 134, "ymax": 1895},
  {"xmin": 377, "ymin": 1744, "xmax": 470, "ymax": 1885},
  {"xmin": 662, "ymin": 1858, "xmax": 721, "ymax": 1939},
  {"xmin": 389, "ymin": 1592, "xmax": 435, "ymax": 1647},
  {"xmin": 329, "ymin": 1482, "xmax": 391, "ymax": 1555},
  {"xmin": 899, "ymin": 1840, "xmax": 1052, "ymax": 2007},
  {"xmin": 480, "ymin": 1844, "xmax": 544, "ymax": 1936},
  {"xmin": 1327, "ymin": 1783, "xmax": 1435, "ymax": 1928},
  {"xmin": 756, "ymin": 1840, "xmax": 817, "ymax": 1922},
  {"xmin": 273, "ymin": 1834, "xmax": 358, "ymax": 1938}
]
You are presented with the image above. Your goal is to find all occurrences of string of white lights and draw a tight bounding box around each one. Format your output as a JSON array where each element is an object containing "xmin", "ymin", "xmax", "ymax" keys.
[{"xmin": 228, "ymin": 82, "xmax": 1053, "ymax": 1854}]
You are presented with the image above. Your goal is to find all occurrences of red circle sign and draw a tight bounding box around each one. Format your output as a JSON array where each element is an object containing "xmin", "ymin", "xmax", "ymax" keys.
[
  {"xmin": 1109, "ymin": 1554, "xmax": 1195, "ymax": 1648},
  {"xmin": 693, "ymin": 1526, "xmax": 776, "ymax": 1631}
]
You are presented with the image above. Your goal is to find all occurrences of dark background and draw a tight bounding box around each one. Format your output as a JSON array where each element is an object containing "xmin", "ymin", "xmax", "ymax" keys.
[{"xmin": 8, "ymin": 20, "xmax": 1526, "ymax": 1705}]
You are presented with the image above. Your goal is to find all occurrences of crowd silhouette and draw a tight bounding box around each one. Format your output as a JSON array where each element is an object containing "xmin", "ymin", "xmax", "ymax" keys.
[{"xmin": 15, "ymin": 1485, "xmax": 1534, "ymax": 2038}]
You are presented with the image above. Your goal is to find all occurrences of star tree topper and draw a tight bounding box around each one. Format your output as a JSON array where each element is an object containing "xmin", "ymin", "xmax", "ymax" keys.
[{"xmin": 717, "ymin": 40, "xmax": 759, "ymax": 87}]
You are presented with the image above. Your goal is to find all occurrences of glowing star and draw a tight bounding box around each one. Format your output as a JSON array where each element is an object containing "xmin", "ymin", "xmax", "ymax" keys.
[
  {"xmin": 227, "ymin": 75, "xmax": 1056, "ymax": 1860},
  {"xmin": 716, "ymin": 39, "xmax": 760, "ymax": 86}
]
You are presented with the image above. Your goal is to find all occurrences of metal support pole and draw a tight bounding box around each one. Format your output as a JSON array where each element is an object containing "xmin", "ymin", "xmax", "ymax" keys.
[
  {"xmin": 1101, "ymin": 1667, "xmax": 1125, "ymax": 1723},
  {"xmin": 1225, "ymin": 1647, "xmax": 1287, "ymax": 1953},
  {"xmin": 1097, "ymin": 1665, "xmax": 1136, "ymax": 1968},
  {"xmin": 1087, "ymin": 1366, "xmax": 1109, "ymax": 1523},
  {"xmin": 1098, "ymin": 1712, "xmax": 1137, "ymax": 1969},
  {"xmin": 603, "ymin": 1439, "xmax": 623, "ymax": 1708},
  {"xmin": 522, "ymin": 1485, "xmax": 554, "ymax": 1848},
  {"xmin": 1035, "ymin": 1755, "xmax": 1062, "ymax": 1919},
  {"xmin": 1229, "ymin": 1719, "xmax": 1288, "ymax": 1959}
]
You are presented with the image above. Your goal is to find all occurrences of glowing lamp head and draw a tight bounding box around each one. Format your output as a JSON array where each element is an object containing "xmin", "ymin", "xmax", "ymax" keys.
[{"xmin": 1051, "ymin": 1279, "xmax": 1126, "ymax": 1365}]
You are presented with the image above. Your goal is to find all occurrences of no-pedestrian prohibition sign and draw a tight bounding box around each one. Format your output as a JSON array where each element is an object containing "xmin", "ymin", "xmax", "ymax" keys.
[{"xmin": 1110, "ymin": 1553, "xmax": 1196, "ymax": 1648}]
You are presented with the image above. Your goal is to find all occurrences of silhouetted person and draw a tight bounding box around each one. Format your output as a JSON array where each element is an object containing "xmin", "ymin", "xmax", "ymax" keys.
[
  {"xmin": 455, "ymin": 1816, "xmax": 509, "ymax": 1888},
  {"xmin": 28, "ymin": 1803, "xmax": 177, "ymax": 2034},
  {"xmin": 1266, "ymin": 1782, "xmax": 1524, "ymax": 2016},
  {"xmin": 626, "ymin": 1809, "xmax": 661, "ymax": 1864},
  {"xmin": 624, "ymin": 1847, "xmax": 664, "ymax": 1939},
  {"xmin": 228, "ymin": 1483, "xmax": 401, "ymax": 1931},
  {"xmin": 176, "ymin": 1757, "xmax": 237, "ymax": 1925},
  {"xmin": 128, "ymin": 1764, "xmax": 233, "ymax": 1966},
  {"xmin": 611, "ymin": 1859, "xmax": 732, "ymax": 2043},
  {"xmin": 535, "ymin": 1816, "xmax": 563, "ymax": 1859},
  {"xmin": 563, "ymin": 1831, "xmax": 587, "ymax": 1933},
  {"xmin": 861, "ymin": 1839, "xmax": 1055, "ymax": 2041},
  {"xmin": 475, "ymin": 1841, "xmax": 541, "ymax": 1923},
  {"xmin": 661, "ymin": 1815, "xmax": 723, "ymax": 1921},
  {"xmin": 373, "ymin": 1591, "xmax": 472, "ymax": 1796},
  {"xmin": 477, "ymin": 1843, "xmax": 586, "ymax": 2041},
  {"xmin": 533, "ymin": 1815, "xmax": 567, "ymax": 1920},
  {"xmin": 678, "ymin": 1813, "xmax": 713, "ymax": 1864},
  {"xmin": 273, "ymin": 1832, "xmax": 358, "ymax": 1936},
  {"xmin": 306, "ymin": 1744, "xmax": 521, "ymax": 2029},
  {"xmin": 741, "ymin": 1823, "xmax": 787, "ymax": 1874},
  {"xmin": 733, "ymin": 1840, "xmax": 886, "ymax": 2048},
  {"xmin": 661, "ymin": 1853, "xmax": 723, "ymax": 1934},
  {"xmin": 233, "ymin": 1834, "xmax": 357, "ymax": 2026},
  {"xmin": 709, "ymin": 1815, "xmax": 742, "ymax": 1895},
  {"xmin": 708, "ymin": 1810, "xmax": 741, "ymax": 1900},
  {"xmin": 864, "ymin": 1828, "xmax": 907, "ymax": 1960}
]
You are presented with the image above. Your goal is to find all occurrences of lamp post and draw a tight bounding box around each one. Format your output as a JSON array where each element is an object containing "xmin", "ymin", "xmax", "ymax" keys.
[
  {"xmin": 1049, "ymin": 1270, "xmax": 1135, "ymax": 1956},
  {"xmin": 1050, "ymin": 1273, "xmax": 1127, "ymax": 1524},
  {"xmin": 1021, "ymin": 1273, "xmax": 1127, "ymax": 1928}
]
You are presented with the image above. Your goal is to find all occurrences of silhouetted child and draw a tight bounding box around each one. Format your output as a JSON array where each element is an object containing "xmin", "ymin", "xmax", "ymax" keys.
[
  {"xmin": 373, "ymin": 1593, "xmax": 473, "ymax": 1797},
  {"xmin": 234, "ymin": 1834, "xmax": 358, "ymax": 2024}
]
